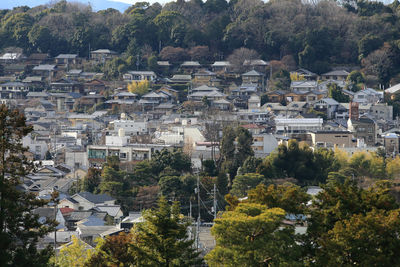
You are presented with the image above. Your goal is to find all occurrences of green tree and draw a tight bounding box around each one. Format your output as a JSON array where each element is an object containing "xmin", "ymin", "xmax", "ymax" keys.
[
  {"xmin": 321, "ymin": 209, "xmax": 400, "ymax": 266},
  {"xmin": 86, "ymin": 232, "xmax": 139, "ymax": 266},
  {"xmin": 150, "ymin": 149, "xmax": 192, "ymax": 175},
  {"xmin": 235, "ymin": 127, "xmax": 254, "ymax": 168},
  {"xmin": 239, "ymin": 156, "xmax": 262, "ymax": 175},
  {"xmin": 82, "ymin": 167, "xmax": 101, "ymax": 193},
  {"xmin": 346, "ymin": 70, "xmax": 365, "ymax": 92},
  {"xmin": 28, "ymin": 25, "xmax": 53, "ymax": 53},
  {"xmin": 307, "ymin": 177, "xmax": 399, "ymax": 265},
  {"xmin": 230, "ymin": 173, "xmax": 264, "ymax": 197},
  {"xmin": 0, "ymin": 104, "xmax": 56, "ymax": 266},
  {"xmin": 328, "ymin": 83, "xmax": 350, "ymax": 102},
  {"xmin": 247, "ymin": 183, "xmax": 310, "ymax": 215},
  {"xmin": 130, "ymin": 197, "xmax": 202, "ymax": 266},
  {"xmin": 206, "ymin": 203, "xmax": 302, "ymax": 267},
  {"xmin": 271, "ymin": 69, "xmax": 291, "ymax": 90}
]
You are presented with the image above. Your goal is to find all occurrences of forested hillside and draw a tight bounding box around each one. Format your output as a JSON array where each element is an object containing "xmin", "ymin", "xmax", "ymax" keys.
[{"xmin": 2, "ymin": 0, "xmax": 400, "ymax": 84}]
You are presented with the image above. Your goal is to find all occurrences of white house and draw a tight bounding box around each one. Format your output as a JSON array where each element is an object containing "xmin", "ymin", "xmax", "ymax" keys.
[{"xmin": 123, "ymin": 71, "xmax": 157, "ymax": 82}]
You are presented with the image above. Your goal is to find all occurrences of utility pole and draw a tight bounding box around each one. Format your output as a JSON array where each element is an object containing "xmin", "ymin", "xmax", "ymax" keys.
[
  {"xmin": 213, "ymin": 183, "xmax": 217, "ymax": 220},
  {"xmin": 196, "ymin": 175, "xmax": 200, "ymax": 251}
]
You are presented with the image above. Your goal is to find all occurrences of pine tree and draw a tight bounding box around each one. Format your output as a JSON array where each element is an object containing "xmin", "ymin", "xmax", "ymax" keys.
[
  {"xmin": 0, "ymin": 104, "xmax": 56, "ymax": 266},
  {"xmin": 131, "ymin": 196, "xmax": 202, "ymax": 266}
]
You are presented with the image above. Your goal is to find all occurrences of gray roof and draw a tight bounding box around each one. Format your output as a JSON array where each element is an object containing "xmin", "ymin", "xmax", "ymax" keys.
[
  {"xmin": 242, "ymin": 70, "xmax": 263, "ymax": 76},
  {"xmin": 27, "ymin": 92, "xmax": 50, "ymax": 97},
  {"xmin": 322, "ymin": 70, "xmax": 350, "ymax": 76},
  {"xmin": 181, "ymin": 61, "xmax": 201, "ymax": 67},
  {"xmin": 243, "ymin": 59, "xmax": 268, "ymax": 66},
  {"xmin": 55, "ymin": 54, "xmax": 78, "ymax": 59},
  {"xmin": 91, "ymin": 49, "xmax": 118, "ymax": 54},
  {"xmin": 33, "ymin": 64, "xmax": 56, "ymax": 71},
  {"xmin": 127, "ymin": 71, "xmax": 156, "ymax": 76},
  {"xmin": 317, "ymin": 98, "xmax": 339, "ymax": 105},
  {"xmin": 170, "ymin": 75, "xmax": 192, "ymax": 81},
  {"xmin": 94, "ymin": 205, "xmax": 122, "ymax": 217},
  {"xmin": 1, "ymin": 81, "xmax": 27, "ymax": 87},
  {"xmin": 23, "ymin": 76, "xmax": 44, "ymax": 82},
  {"xmin": 157, "ymin": 61, "xmax": 170, "ymax": 66},
  {"xmin": 68, "ymin": 211, "xmax": 93, "ymax": 221},
  {"xmin": 74, "ymin": 191, "xmax": 115, "ymax": 204},
  {"xmin": 212, "ymin": 61, "xmax": 231, "ymax": 67}
]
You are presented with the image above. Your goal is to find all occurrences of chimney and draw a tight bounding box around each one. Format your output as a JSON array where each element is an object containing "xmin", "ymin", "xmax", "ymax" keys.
[{"xmin": 349, "ymin": 101, "xmax": 359, "ymax": 121}]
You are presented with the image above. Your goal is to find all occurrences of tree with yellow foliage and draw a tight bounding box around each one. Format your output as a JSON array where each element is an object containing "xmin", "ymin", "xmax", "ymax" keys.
[
  {"xmin": 289, "ymin": 72, "xmax": 305, "ymax": 81},
  {"xmin": 52, "ymin": 235, "xmax": 93, "ymax": 267},
  {"xmin": 127, "ymin": 80, "xmax": 150, "ymax": 96},
  {"xmin": 386, "ymin": 156, "xmax": 400, "ymax": 179}
]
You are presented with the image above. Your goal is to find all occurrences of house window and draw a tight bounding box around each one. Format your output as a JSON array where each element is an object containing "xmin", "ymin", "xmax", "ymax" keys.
[{"xmin": 120, "ymin": 152, "xmax": 127, "ymax": 159}]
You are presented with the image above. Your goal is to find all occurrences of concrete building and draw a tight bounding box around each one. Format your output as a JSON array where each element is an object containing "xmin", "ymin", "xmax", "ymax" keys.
[
  {"xmin": 252, "ymin": 134, "xmax": 279, "ymax": 157},
  {"xmin": 110, "ymin": 120, "xmax": 148, "ymax": 136},
  {"xmin": 309, "ymin": 131, "xmax": 355, "ymax": 148},
  {"xmin": 347, "ymin": 117, "xmax": 377, "ymax": 146},
  {"xmin": 275, "ymin": 118, "xmax": 323, "ymax": 133}
]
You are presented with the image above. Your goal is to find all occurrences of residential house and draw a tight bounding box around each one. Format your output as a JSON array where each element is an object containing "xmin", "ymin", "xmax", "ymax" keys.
[
  {"xmin": 248, "ymin": 94, "xmax": 261, "ymax": 110},
  {"xmin": 385, "ymin": 83, "xmax": 400, "ymax": 99},
  {"xmin": 55, "ymin": 54, "xmax": 79, "ymax": 66},
  {"xmin": 110, "ymin": 119, "xmax": 148, "ymax": 136},
  {"xmin": 384, "ymin": 133, "xmax": 399, "ymax": 156},
  {"xmin": 49, "ymin": 92, "xmax": 81, "ymax": 111},
  {"xmin": 251, "ymin": 134, "xmax": 279, "ymax": 157},
  {"xmin": 211, "ymin": 61, "xmax": 231, "ymax": 73},
  {"xmin": 50, "ymin": 78, "xmax": 84, "ymax": 93},
  {"xmin": 243, "ymin": 59, "xmax": 268, "ymax": 73},
  {"xmin": 22, "ymin": 76, "xmax": 46, "ymax": 90},
  {"xmin": 84, "ymin": 79, "xmax": 106, "ymax": 94},
  {"xmin": 313, "ymin": 98, "xmax": 340, "ymax": 119},
  {"xmin": 180, "ymin": 61, "xmax": 201, "ymax": 73},
  {"xmin": 23, "ymin": 134, "xmax": 49, "ymax": 160},
  {"xmin": 169, "ymin": 74, "xmax": 192, "ymax": 84},
  {"xmin": 65, "ymin": 69, "xmax": 83, "ymax": 80},
  {"xmin": 369, "ymin": 103, "xmax": 393, "ymax": 121},
  {"xmin": 290, "ymin": 80, "xmax": 318, "ymax": 92},
  {"xmin": 353, "ymin": 88, "xmax": 382, "ymax": 104},
  {"xmin": 90, "ymin": 49, "xmax": 118, "ymax": 62},
  {"xmin": 242, "ymin": 70, "xmax": 265, "ymax": 89},
  {"xmin": 123, "ymin": 71, "xmax": 157, "ymax": 82},
  {"xmin": 26, "ymin": 53, "xmax": 50, "ymax": 65},
  {"xmin": 309, "ymin": 131, "xmax": 355, "ymax": 148},
  {"xmin": 0, "ymin": 81, "xmax": 28, "ymax": 100},
  {"xmin": 193, "ymin": 70, "xmax": 216, "ymax": 86},
  {"xmin": 92, "ymin": 205, "xmax": 124, "ymax": 223},
  {"xmin": 321, "ymin": 70, "xmax": 349, "ymax": 81},
  {"xmin": 26, "ymin": 91, "xmax": 50, "ymax": 100},
  {"xmin": 139, "ymin": 91, "xmax": 169, "ymax": 109},
  {"xmin": 275, "ymin": 118, "xmax": 323, "ymax": 133},
  {"xmin": 0, "ymin": 52, "xmax": 25, "ymax": 64},
  {"xmin": 87, "ymin": 142, "xmax": 171, "ymax": 167},
  {"xmin": 212, "ymin": 99, "xmax": 232, "ymax": 110},
  {"xmin": 157, "ymin": 61, "xmax": 171, "ymax": 69},
  {"xmin": 70, "ymin": 191, "xmax": 116, "ymax": 211},
  {"xmin": 347, "ymin": 116, "xmax": 377, "ymax": 146},
  {"xmin": 290, "ymin": 68, "xmax": 318, "ymax": 80},
  {"xmin": 32, "ymin": 64, "xmax": 57, "ymax": 79},
  {"xmin": 266, "ymin": 90, "xmax": 285, "ymax": 103}
]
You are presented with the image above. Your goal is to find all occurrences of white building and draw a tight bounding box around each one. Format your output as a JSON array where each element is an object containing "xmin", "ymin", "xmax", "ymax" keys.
[
  {"xmin": 110, "ymin": 120, "xmax": 148, "ymax": 136},
  {"xmin": 252, "ymin": 134, "xmax": 279, "ymax": 157},
  {"xmin": 275, "ymin": 118, "xmax": 323, "ymax": 133}
]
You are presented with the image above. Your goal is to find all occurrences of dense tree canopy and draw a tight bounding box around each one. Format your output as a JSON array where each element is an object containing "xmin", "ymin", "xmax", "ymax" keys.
[{"xmin": 3, "ymin": 0, "xmax": 400, "ymax": 83}]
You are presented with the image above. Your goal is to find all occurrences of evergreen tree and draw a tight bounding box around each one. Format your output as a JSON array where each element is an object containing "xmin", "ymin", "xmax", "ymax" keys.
[
  {"xmin": 131, "ymin": 196, "xmax": 202, "ymax": 266},
  {"xmin": 0, "ymin": 105, "xmax": 56, "ymax": 266}
]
